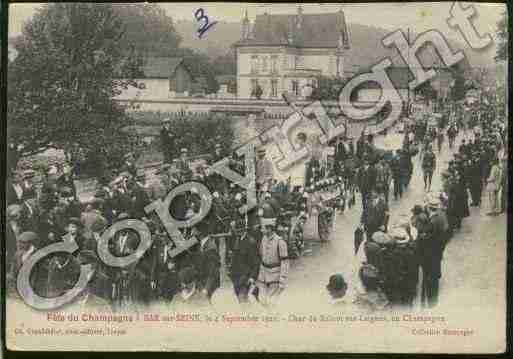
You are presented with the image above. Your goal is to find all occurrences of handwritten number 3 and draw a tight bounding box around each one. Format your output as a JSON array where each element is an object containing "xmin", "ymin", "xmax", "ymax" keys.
[{"xmin": 194, "ymin": 8, "xmax": 217, "ymax": 39}]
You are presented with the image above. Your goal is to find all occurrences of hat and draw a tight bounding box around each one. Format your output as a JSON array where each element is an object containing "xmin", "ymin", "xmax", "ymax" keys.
[
  {"xmin": 215, "ymin": 143, "xmax": 222, "ymax": 149},
  {"xmin": 67, "ymin": 217, "xmax": 82, "ymax": 227},
  {"xmin": 389, "ymin": 227, "xmax": 409, "ymax": 243},
  {"xmin": 18, "ymin": 231, "xmax": 38, "ymax": 243},
  {"xmin": 117, "ymin": 212, "xmax": 130, "ymax": 220},
  {"xmin": 178, "ymin": 267, "xmax": 197, "ymax": 285},
  {"xmin": 90, "ymin": 216, "xmax": 108, "ymax": 233},
  {"xmin": 257, "ymin": 148, "xmax": 266, "ymax": 154},
  {"xmin": 162, "ymin": 118, "xmax": 171, "ymax": 123},
  {"xmin": 326, "ymin": 274, "xmax": 347, "ymax": 292},
  {"xmin": 371, "ymin": 231, "xmax": 393, "ymax": 246},
  {"xmin": 119, "ymin": 171, "xmax": 131, "ymax": 179},
  {"xmin": 180, "ymin": 148, "xmax": 188, "ymax": 153},
  {"xmin": 7, "ymin": 204, "xmax": 22, "ymax": 219}
]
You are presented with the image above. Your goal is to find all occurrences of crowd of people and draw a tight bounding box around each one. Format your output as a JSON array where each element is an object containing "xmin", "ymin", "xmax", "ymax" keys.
[
  {"xmin": 6, "ymin": 98, "xmax": 507, "ymax": 313},
  {"xmin": 328, "ymin": 100, "xmax": 507, "ymax": 311}
]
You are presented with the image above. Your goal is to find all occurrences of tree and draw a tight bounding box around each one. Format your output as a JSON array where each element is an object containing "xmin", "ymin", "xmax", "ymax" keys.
[
  {"xmin": 8, "ymin": 4, "xmax": 142, "ymax": 177},
  {"xmin": 113, "ymin": 3, "xmax": 182, "ymax": 57},
  {"xmin": 495, "ymin": 10, "xmax": 507, "ymax": 62},
  {"xmin": 211, "ymin": 51, "xmax": 237, "ymax": 76}
]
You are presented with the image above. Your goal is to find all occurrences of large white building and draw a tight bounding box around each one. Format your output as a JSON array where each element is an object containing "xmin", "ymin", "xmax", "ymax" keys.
[{"xmin": 233, "ymin": 7, "xmax": 351, "ymax": 100}]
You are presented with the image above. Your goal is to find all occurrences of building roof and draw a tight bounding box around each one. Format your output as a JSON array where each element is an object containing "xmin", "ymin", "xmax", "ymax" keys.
[
  {"xmin": 234, "ymin": 10, "xmax": 350, "ymax": 49},
  {"xmin": 142, "ymin": 57, "xmax": 188, "ymax": 78}
]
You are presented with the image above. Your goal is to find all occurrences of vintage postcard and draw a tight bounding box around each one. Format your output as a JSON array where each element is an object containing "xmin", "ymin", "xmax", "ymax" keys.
[{"xmin": 4, "ymin": 2, "xmax": 508, "ymax": 353}]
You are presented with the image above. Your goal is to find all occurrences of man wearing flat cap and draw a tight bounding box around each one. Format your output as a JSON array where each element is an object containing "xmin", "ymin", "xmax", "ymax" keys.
[{"xmin": 160, "ymin": 117, "xmax": 176, "ymax": 164}]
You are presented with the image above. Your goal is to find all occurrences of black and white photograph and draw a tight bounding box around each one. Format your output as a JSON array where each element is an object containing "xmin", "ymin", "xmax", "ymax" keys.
[{"xmin": 3, "ymin": 2, "xmax": 508, "ymax": 353}]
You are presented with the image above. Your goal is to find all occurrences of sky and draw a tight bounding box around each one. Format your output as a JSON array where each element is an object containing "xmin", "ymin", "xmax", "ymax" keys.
[{"xmin": 9, "ymin": 2, "xmax": 505, "ymax": 58}]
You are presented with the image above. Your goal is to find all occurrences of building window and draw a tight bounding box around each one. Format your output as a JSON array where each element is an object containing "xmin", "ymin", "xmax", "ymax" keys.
[
  {"xmin": 295, "ymin": 55, "xmax": 302, "ymax": 69},
  {"xmin": 262, "ymin": 56, "xmax": 268, "ymax": 73},
  {"xmin": 251, "ymin": 78, "xmax": 258, "ymax": 92},
  {"xmin": 271, "ymin": 79, "xmax": 278, "ymax": 98},
  {"xmin": 292, "ymin": 80, "xmax": 299, "ymax": 96},
  {"xmin": 271, "ymin": 55, "xmax": 278, "ymax": 74},
  {"xmin": 251, "ymin": 55, "xmax": 259, "ymax": 74}
]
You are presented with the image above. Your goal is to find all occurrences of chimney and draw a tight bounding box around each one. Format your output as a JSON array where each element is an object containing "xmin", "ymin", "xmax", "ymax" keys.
[
  {"xmin": 296, "ymin": 6, "xmax": 303, "ymax": 29},
  {"xmin": 241, "ymin": 9, "xmax": 250, "ymax": 40},
  {"xmin": 287, "ymin": 16, "xmax": 294, "ymax": 44}
]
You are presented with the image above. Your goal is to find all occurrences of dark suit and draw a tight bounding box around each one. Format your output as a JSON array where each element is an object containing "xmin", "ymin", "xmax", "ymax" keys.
[
  {"xmin": 19, "ymin": 200, "xmax": 40, "ymax": 233},
  {"xmin": 160, "ymin": 128, "xmax": 176, "ymax": 164},
  {"xmin": 193, "ymin": 237, "xmax": 220, "ymax": 299},
  {"xmin": 110, "ymin": 231, "xmax": 139, "ymax": 257},
  {"xmin": 418, "ymin": 209, "xmax": 449, "ymax": 308},
  {"xmin": 6, "ymin": 178, "xmax": 23, "ymax": 205},
  {"xmin": 127, "ymin": 184, "xmax": 150, "ymax": 218}
]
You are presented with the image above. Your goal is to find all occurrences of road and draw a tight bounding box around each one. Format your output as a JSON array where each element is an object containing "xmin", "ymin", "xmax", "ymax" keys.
[{"xmin": 281, "ymin": 129, "xmax": 507, "ymax": 314}]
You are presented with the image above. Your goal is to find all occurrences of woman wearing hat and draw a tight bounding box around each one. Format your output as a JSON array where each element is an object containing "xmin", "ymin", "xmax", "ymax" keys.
[{"xmin": 486, "ymin": 156, "xmax": 502, "ymax": 215}]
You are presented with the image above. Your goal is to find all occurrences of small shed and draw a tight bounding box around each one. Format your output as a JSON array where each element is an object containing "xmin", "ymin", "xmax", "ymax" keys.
[{"xmin": 142, "ymin": 57, "xmax": 194, "ymax": 94}]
